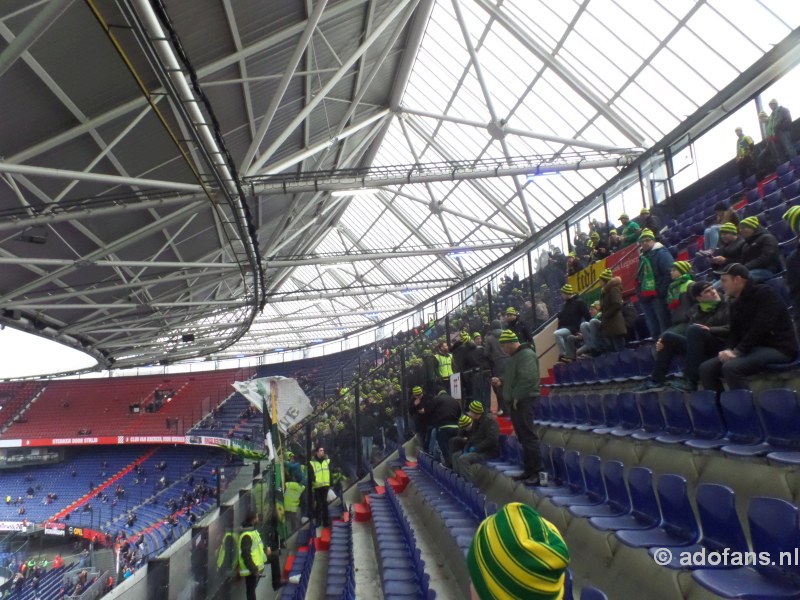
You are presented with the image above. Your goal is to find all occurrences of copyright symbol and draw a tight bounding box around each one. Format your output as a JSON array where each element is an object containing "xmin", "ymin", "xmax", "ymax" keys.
[{"xmin": 653, "ymin": 548, "xmax": 672, "ymax": 566}]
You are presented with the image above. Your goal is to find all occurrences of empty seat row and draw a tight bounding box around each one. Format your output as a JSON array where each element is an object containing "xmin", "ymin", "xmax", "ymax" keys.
[
  {"xmin": 548, "ymin": 346, "xmax": 655, "ymax": 387},
  {"xmin": 323, "ymin": 514, "xmax": 355, "ymax": 600},
  {"xmin": 537, "ymin": 446, "xmax": 800, "ymax": 600},
  {"xmin": 539, "ymin": 389, "xmax": 800, "ymax": 463},
  {"xmin": 369, "ymin": 483, "xmax": 435, "ymax": 600}
]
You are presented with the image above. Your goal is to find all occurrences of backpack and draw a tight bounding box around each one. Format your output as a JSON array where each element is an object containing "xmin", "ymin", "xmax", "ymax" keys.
[{"xmin": 622, "ymin": 301, "xmax": 639, "ymax": 330}]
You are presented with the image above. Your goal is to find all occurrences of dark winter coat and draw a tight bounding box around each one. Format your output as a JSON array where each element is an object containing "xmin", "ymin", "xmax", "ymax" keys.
[
  {"xmin": 468, "ymin": 415, "xmax": 500, "ymax": 457},
  {"xmin": 599, "ymin": 277, "xmax": 626, "ymax": 337},
  {"xmin": 505, "ymin": 315, "xmax": 533, "ymax": 345},
  {"xmin": 427, "ymin": 391, "xmax": 461, "ymax": 428},
  {"xmin": 729, "ymin": 280, "xmax": 797, "ymax": 359},
  {"xmin": 502, "ymin": 344, "xmax": 540, "ymax": 405},
  {"xmin": 687, "ymin": 300, "xmax": 731, "ymax": 344},
  {"xmin": 741, "ymin": 227, "xmax": 783, "ymax": 274},
  {"xmin": 714, "ymin": 236, "xmax": 745, "ymax": 265},
  {"xmin": 557, "ymin": 296, "xmax": 591, "ymax": 334},
  {"xmin": 483, "ymin": 325, "xmax": 509, "ymax": 377}
]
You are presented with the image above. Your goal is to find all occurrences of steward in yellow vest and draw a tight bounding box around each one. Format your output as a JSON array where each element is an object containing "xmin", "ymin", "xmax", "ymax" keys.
[
  {"xmin": 310, "ymin": 447, "xmax": 332, "ymax": 528},
  {"xmin": 238, "ymin": 512, "xmax": 282, "ymax": 598}
]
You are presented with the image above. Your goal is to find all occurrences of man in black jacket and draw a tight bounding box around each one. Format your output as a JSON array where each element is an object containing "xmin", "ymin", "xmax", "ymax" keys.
[
  {"xmin": 738, "ymin": 216, "xmax": 783, "ymax": 282},
  {"xmin": 453, "ymin": 401, "xmax": 500, "ymax": 474},
  {"xmin": 427, "ymin": 389, "xmax": 462, "ymax": 465},
  {"xmin": 503, "ymin": 307, "xmax": 533, "ymax": 345},
  {"xmin": 553, "ymin": 284, "xmax": 591, "ymax": 362},
  {"xmin": 699, "ymin": 263, "xmax": 797, "ymax": 393},
  {"xmin": 710, "ymin": 222, "xmax": 744, "ymax": 271}
]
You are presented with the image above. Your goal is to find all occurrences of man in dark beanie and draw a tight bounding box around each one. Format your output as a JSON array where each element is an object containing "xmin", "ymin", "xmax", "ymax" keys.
[{"xmin": 699, "ymin": 263, "xmax": 796, "ymax": 393}]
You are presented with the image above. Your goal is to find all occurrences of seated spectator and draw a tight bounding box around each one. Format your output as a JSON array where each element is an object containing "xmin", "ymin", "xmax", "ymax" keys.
[
  {"xmin": 468, "ymin": 503, "xmax": 570, "ymax": 600},
  {"xmin": 448, "ymin": 414, "xmax": 474, "ymax": 458},
  {"xmin": 453, "ymin": 401, "xmax": 500, "ymax": 472},
  {"xmin": 607, "ymin": 228, "xmax": 622, "ymax": 253},
  {"xmin": 638, "ymin": 207, "xmax": 662, "ymax": 238},
  {"xmin": 635, "ymin": 282, "xmax": 730, "ymax": 392},
  {"xmin": 566, "ymin": 252, "xmax": 584, "ymax": 276},
  {"xmin": 708, "ymin": 222, "xmax": 744, "ymax": 273},
  {"xmin": 739, "ymin": 216, "xmax": 783, "ymax": 282},
  {"xmin": 784, "ymin": 206, "xmax": 800, "ymax": 340},
  {"xmin": 704, "ymin": 202, "xmax": 740, "ymax": 252},
  {"xmin": 699, "ymin": 263, "xmax": 797, "ymax": 393},
  {"xmin": 553, "ymin": 284, "xmax": 591, "ymax": 362},
  {"xmin": 576, "ymin": 301, "xmax": 603, "ymax": 357},
  {"xmin": 664, "ymin": 261, "xmax": 695, "ymax": 335}
]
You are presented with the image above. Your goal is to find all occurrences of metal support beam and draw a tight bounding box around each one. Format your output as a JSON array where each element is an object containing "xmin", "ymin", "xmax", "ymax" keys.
[
  {"xmin": 0, "ymin": 0, "xmax": 73, "ymax": 79},
  {"xmin": 266, "ymin": 280, "xmax": 451, "ymax": 303}
]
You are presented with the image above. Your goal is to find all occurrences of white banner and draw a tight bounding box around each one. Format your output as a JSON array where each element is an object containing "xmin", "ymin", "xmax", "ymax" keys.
[
  {"xmin": 232, "ymin": 377, "xmax": 314, "ymax": 460},
  {"xmin": 0, "ymin": 521, "xmax": 26, "ymax": 532},
  {"xmin": 450, "ymin": 372, "xmax": 462, "ymax": 400}
]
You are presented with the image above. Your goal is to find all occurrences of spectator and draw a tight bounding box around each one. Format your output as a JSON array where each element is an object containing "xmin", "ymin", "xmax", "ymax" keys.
[
  {"xmin": 467, "ymin": 503, "xmax": 570, "ymax": 600},
  {"xmin": 703, "ymin": 202, "xmax": 740, "ymax": 253},
  {"xmin": 283, "ymin": 473, "xmax": 305, "ymax": 533},
  {"xmin": 483, "ymin": 321, "xmax": 509, "ymax": 415},
  {"xmin": 359, "ymin": 396, "xmax": 381, "ymax": 469},
  {"xmin": 408, "ymin": 386, "xmax": 431, "ymax": 445},
  {"xmin": 636, "ymin": 228, "xmax": 674, "ymax": 337},
  {"xmin": 767, "ymin": 98, "xmax": 794, "ymax": 163},
  {"xmin": 618, "ymin": 213, "xmax": 641, "ymax": 247},
  {"xmin": 597, "ymin": 268, "xmax": 627, "ymax": 352},
  {"xmin": 638, "ymin": 207, "xmax": 662, "ymax": 238},
  {"xmin": 635, "ymin": 281, "xmax": 730, "ymax": 392},
  {"xmin": 553, "ymin": 284, "xmax": 591, "ymax": 362},
  {"xmin": 448, "ymin": 414, "xmax": 474, "ymax": 459},
  {"xmin": 608, "ymin": 228, "xmax": 622, "ymax": 253},
  {"xmin": 492, "ymin": 330, "xmax": 543, "ymax": 484},
  {"xmin": 465, "ymin": 332, "xmax": 490, "ymax": 410},
  {"xmin": 534, "ymin": 293, "xmax": 549, "ymax": 324},
  {"xmin": 739, "ymin": 216, "xmax": 783, "ymax": 282},
  {"xmin": 665, "ymin": 261, "xmax": 695, "ymax": 334},
  {"xmin": 453, "ymin": 401, "xmax": 500, "ymax": 474},
  {"xmin": 427, "ymin": 389, "xmax": 462, "ymax": 466},
  {"xmin": 699, "ymin": 263, "xmax": 797, "ymax": 393},
  {"xmin": 576, "ymin": 301, "xmax": 603, "ymax": 357},
  {"xmin": 735, "ymin": 127, "xmax": 756, "ymax": 184},
  {"xmin": 784, "ymin": 206, "xmax": 800, "ymax": 340},
  {"xmin": 503, "ymin": 306, "xmax": 533, "ymax": 345},
  {"xmin": 566, "ymin": 253, "xmax": 583, "ymax": 276},
  {"xmin": 709, "ymin": 222, "xmax": 744, "ymax": 272}
]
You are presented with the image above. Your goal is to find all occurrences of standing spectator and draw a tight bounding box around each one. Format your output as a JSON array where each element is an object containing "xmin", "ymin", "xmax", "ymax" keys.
[
  {"xmin": 618, "ymin": 214, "xmax": 641, "ymax": 247},
  {"xmin": 739, "ymin": 216, "xmax": 783, "ymax": 282},
  {"xmin": 453, "ymin": 401, "xmax": 500, "ymax": 474},
  {"xmin": 767, "ymin": 98, "xmax": 794, "ymax": 163},
  {"xmin": 784, "ymin": 206, "xmax": 800, "ymax": 340},
  {"xmin": 636, "ymin": 228, "xmax": 674, "ymax": 337},
  {"xmin": 408, "ymin": 386, "xmax": 431, "ymax": 446},
  {"xmin": 665, "ymin": 261, "xmax": 695, "ymax": 335},
  {"xmin": 492, "ymin": 330, "xmax": 543, "ymax": 484},
  {"xmin": 359, "ymin": 396, "xmax": 380, "ymax": 470},
  {"xmin": 467, "ymin": 503, "xmax": 570, "ymax": 600},
  {"xmin": 534, "ymin": 293, "xmax": 549, "ymax": 324},
  {"xmin": 598, "ymin": 269, "xmax": 627, "ymax": 352},
  {"xmin": 483, "ymin": 320, "xmax": 509, "ymax": 415},
  {"xmin": 699, "ymin": 263, "xmax": 797, "ymax": 393},
  {"xmin": 433, "ymin": 342, "xmax": 453, "ymax": 390},
  {"xmin": 553, "ymin": 284, "xmax": 591, "ymax": 362},
  {"xmin": 735, "ymin": 127, "xmax": 756, "ymax": 184},
  {"xmin": 309, "ymin": 447, "xmax": 331, "ymax": 529},
  {"xmin": 283, "ymin": 474, "xmax": 305, "ymax": 533},
  {"xmin": 427, "ymin": 389, "xmax": 462, "ymax": 466},
  {"xmin": 503, "ymin": 307, "xmax": 533, "ymax": 345},
  {"xmin": 466, "ymin": 332, "xmax": 490, "ymax": 410}
]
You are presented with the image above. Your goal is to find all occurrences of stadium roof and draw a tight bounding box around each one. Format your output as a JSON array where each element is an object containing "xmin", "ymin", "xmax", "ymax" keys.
[{"xmin": 1, "ymin": 0, "xmax": 799, "ymax": 373}]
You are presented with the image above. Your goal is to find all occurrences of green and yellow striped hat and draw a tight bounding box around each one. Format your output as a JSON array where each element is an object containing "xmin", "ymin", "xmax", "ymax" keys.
[
  {"xmin": 598, "ymin": 268, "xmax": 613, "ymax": 281},
  {"xmin": 638, "ymin": 228, "xmax": 655, "ymax": 241},
  {"xmin": 739, "ymin": 216, "xmax": 760, "ymax": 230},
  {"xmin": 461, "ymin": 331, "xmax": 471, "ymax": 343},
  {"xmin": 468, "ymin": 502, "xmax": 570, "ymax": 600},
  {"xmin": 505, "ymin": 306, "xmax": 518, "ymax": 316},
  {"xmin": 498, "ymin": 330, "xmax": 519, "ymax": 344},
  {"xmin": 560, "ymin": 284, "xmax": 575, "ymax": 295},
  {"xmin": 472, "ymin": 332, "xmax": 482, "ymax": 340},
  {"xmin": 459, "ymin": 414, "xmax": 473, "ymax": 428},
  {"xmin": 468, "ymin": 400, "xmax": 485, "ymax": 415},
  {"xmin": 784, "ymin": 205, "xmax": 800, "ymax": 234},
  {"xmin": 412, "ymin": 386, "xmax": 423, "ymax": 396},
  {"xmin": 719, "ymin": 222, "xmax": 738, "ymax": 235},
  {"xmin": 672, "ymin": 260, "xmax": 692, "ymax": 275}
]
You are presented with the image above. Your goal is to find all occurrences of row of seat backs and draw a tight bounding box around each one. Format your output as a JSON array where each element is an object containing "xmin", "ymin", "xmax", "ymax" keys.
[
  {"xmin": 416, "ymin": 452, "xmax": 494, "ymax": 520},
  {"xmin": 539, "ymin": 444, "xmax": 800, "ymax": 597},
  {"xmin": 550, "ymin": 346, "xmax": 655, "ymax": 386}
]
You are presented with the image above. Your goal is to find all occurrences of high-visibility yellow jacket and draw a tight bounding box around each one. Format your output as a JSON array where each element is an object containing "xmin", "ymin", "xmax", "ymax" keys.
[
  {"xmin": 310, "ymin": 457, "xmax": 331, "ymax": 489},
  {"xmin": 238, "ymin": 529, "xmax": 266, "ymax": 577}
]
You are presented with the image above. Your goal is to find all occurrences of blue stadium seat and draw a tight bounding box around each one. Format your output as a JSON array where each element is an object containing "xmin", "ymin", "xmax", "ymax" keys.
[
  {"xmin": 758, "ymin": 389, "xmax": 800, "ymax": 465},
  {"xmin": 571, "ymin": 394, "xmax": 592, "ymax": 430},
  {"xmin": 583, "ymin": 394, "xmax": 605, "ymax": 431},
  {"xmin": 719, "ymin": 390, "xmax": 771, "ymax": 457},
  {"xmin": 550, "ymin": 455, "xmax": 606, "ymax": 508},
  {"xmin": 647, "ymin": 483, "xmax": 748, "ymax": 570},
  {"xmin": 610, "ymin": 393, "xmax": 643, "ymax": 437},
  {"xmin": 655, "ymin": 391, "xmax": 694, "ymax": 444},
  {"xmin": 743, "ymin": 199, "xmax": 763, "ymax": 217},
  {"xmin": 581, "ymin": 587, "xmax": 609, "ymax": 600},
  {"xmin": 693, "ymin": 497, "xmax": 800, "ymax": 599},
  {"xmin": 631, "ymin": 392, "xmax": 665, "ymax": 441},
  {"xmin": 776, "ymin": 162, "xmax": 792, "ymax": 176},
  {"xmin": 536, "ymin": 449, "xmax": 583, "ymax": 498},
  {"xmin": 763, "ymin": 179, "xmax": 779, "ymax": 195},
  {"xmin": 783, "ymin": 179, "xmax": 800, "ymax": 198},
  {"xmin": 592, "ymin": 394, "xmax": 620, "ymax": 434},
  {"xmin": 685, "ymin": 391, "xmax": 727, "ymax": 449},
  {"xmin": 569, "ymin": 460, "xmax": 630, "ymax": 519},
  {"xmin": 589, "ymin": 467, "xmax": 659, "ymax": 532},
  {"xmin": 615, "ymin": 474, "xmax": 699, "ymax": 548}
]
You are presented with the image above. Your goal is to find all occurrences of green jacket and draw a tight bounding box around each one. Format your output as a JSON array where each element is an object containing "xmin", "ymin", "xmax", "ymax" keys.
[
  {"xmin": 621, "ymin": 221, "xmax": 641, "ymax": 246},
  {"xmin": 469, "ymin": 414, "xmax": 500, "ymax": 457},
  {"xmin": 502, "ymin": 344, "xmax": 540, "ymax": 405}
]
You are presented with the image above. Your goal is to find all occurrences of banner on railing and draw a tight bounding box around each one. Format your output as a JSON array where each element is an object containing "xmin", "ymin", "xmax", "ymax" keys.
[
  {"xmin": 0, "ymin": 521, "xmax": 27, "ymax": 532},
  {"xmin": 44, "ymin": 522, "xmax": 66, "ymax": 536},
  {"xmin": 566, "ymin": 245, "xmax": 642, "ymax": 302},
  {"xmin": 232, "ymin": 377, "xmax": 313, "ymax": 434}
]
